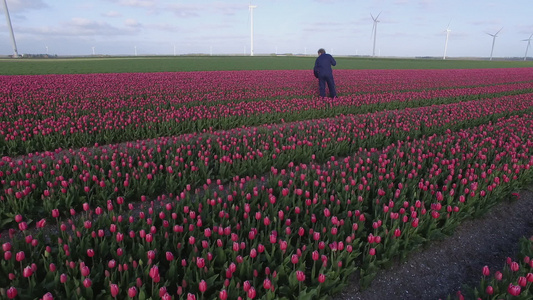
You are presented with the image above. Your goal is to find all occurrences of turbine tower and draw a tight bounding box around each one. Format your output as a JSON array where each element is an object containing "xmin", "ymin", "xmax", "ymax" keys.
[
  {"xmin": 487, "ymin": 27, "xmax": 502, "ymax": 61},
  {"xmin": 371, "ymin": 12, "xmax": 382, "ymax": 57},
  {"xmin": 522, "ymin": 34, "xmax": 533, "ymax": 61},
  {"xmin": 2, "ymin": 0, "xmax": 19, "ymax": 58},
  {"xmin": 249, "ymin": 3, "xmax": 257, "ymax": 56},
  {"xmin": 443, "ymin": 21, "xmax": 451, "ymax": 60}
]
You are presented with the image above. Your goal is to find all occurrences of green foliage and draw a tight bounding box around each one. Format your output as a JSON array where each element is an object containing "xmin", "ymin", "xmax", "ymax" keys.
[{"xmin": 0, "ymin": 56, "xmax": 532, "ymax": 75}]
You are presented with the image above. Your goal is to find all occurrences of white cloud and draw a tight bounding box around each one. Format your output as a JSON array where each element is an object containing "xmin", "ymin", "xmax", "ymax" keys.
[{"xmin": 103, "ymin": 11, "xmax": 122, "ymax": 17}]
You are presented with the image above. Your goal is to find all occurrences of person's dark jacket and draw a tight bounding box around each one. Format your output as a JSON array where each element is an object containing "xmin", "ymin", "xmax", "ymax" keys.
[{"xmin": 314, "ymin": 53, "xmax": 336, "ymax": 78}]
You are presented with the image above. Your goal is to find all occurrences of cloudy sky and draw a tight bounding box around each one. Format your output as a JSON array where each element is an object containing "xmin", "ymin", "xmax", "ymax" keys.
[{"xmin": 1, "ymin": 0, "xmax": 532, "ymax": 58}]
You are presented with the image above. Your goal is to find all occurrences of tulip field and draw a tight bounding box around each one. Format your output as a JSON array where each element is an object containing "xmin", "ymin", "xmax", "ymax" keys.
[{"xmin": 1, "ymin": 64, "xmax": 533, "ymax": 299}]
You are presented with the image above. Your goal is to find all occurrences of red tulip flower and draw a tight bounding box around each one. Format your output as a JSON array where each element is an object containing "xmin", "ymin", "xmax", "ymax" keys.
[
  {"xmin": 507, "ymin": 283, "xmax": 521, "ymax": 296},
  {"xmin": 166, "ymin": 251, "xmax": 174, "ymax": 261},
  {"xmin": 18, "ymin": 222, "xmax": 28, "ymax": 231},
  {"xmin": 196, "ymin": 257, "xmax": 205, "ymax": 268},
  {"xmin": 296, "ymin": 270, "xmax": 306, "ymax": 282},
  {"xmin": 291, "ymin": 254, "xmax": 299, "ymax": 264},
  {"xmin": 495, "ymin": 271, "xmax": 503, "ymax": 281},
  {"xmin": 6, "ymin": 287, "xmax": 17, "ymax": 299},
  {"xmin": 149, "ymin": 265, "xmax": 159, "ymax": 279},
  {"xmin": 15, "ymin": 251, "xmax": 25, "ymax": 262},
  {"xmin": 517, "ymin": 276, "xmax": 527, "ymax": 287},
  {"xmin": 247, "ymin": 287, "xmax": 256, "ymax": 299},
  {"xmin": 2, "ymin": 242, "xmax": 11, "ymax": 252},
  {"xmin": 110, "ymin": 284, "xmax": 119, "ymax": 297},
  {"xmin": 219, "ymin": 290, "xmax": 228, "ymax": 300},
  {"xmin": 42, "ymin": 292, "xmax": 54, "ymax": 300},
  {"xmin": 485, "ymin": 285, "xmax": 493, "ymax": 295},
  {"xmin": 482, "ymin": 265, "xmax": 490, "ymax": 276},
  {"xmin": 23, "ymin": 266, "xmax": 33, "ymax": 277},
  {"xmin": 318, "ymin": 273, "xmax": 326, "ymax": 283},
  {"xmin": 83, "ymin": 278, "xmax": 92, "ymax": 288},
  {"xmin": 199, "ymin": 280, "xmax": 207, "ymax": 293},
  {"xmin": 128, "ymin": 286, "xmax": 137, "ymax": 298}
]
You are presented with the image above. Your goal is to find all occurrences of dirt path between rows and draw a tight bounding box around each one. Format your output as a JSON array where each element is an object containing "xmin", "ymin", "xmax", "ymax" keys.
[{"xmin": 333, "ymin": 188, "xmax": 533, "ymax": 300}]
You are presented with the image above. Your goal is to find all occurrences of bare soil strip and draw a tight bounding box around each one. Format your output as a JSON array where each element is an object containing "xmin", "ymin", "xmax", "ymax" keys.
[{"xmin": 334, "ymin": 189, "xmax": 533, "ymax": 300}]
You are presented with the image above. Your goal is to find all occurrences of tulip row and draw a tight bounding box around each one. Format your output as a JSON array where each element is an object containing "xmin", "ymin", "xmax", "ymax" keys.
[
  {"xmin": 452, "ymin": 236, "xmax": 533, "ymax": 299},
  {"xmin": 2, "ymin": 104, "xmax": 533, "ymax": 299},
  {"xmin": 2, "ymin": 93, "xmax": 533, "ymax": 228},
  {"xmin": 1, "ymin": 70, "xmax": 532, "ymax": 156},
  {"xmin": 3, "ymin": 69, "xmax": 531, "ymax": 115}
]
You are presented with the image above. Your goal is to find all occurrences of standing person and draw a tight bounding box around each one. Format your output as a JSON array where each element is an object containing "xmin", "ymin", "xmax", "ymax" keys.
[{"xmin": 313, "ymin": 48, "xmax": 337, "ymax": 98}]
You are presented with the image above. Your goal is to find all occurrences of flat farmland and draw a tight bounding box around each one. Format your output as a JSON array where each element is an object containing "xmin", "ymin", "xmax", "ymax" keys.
[{"xmin": 0, "ymin": 57, "xmax": 532, "ymax": 299}]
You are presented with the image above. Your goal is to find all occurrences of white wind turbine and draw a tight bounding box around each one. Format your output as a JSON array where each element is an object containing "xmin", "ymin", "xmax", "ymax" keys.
[
  {"xmin": 443, "ymin": 21, "xmax": 451, "ymax": 60},
  {"xmin": 2, "ymin": 0, "xmax": 19, "ymax": 58},
  {"xmin": 487, "ymin": 27, "xmax": 502, "ymax": 61},
  {"xmin": 370, "ymin": 12, "xmax": 382, "ymax": 57},
  {"xmin": 522, "ymin": 34, "xmax": 533, "ymax": 61},
  {"xmin": 249, "ymin": 3, "xmax": 257, "ymax": 56}
]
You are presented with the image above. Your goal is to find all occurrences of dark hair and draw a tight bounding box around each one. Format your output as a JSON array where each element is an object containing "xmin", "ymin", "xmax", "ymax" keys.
[{"xmin": 318, "ymin": 48, "xmax": 325, "ymax": 54}]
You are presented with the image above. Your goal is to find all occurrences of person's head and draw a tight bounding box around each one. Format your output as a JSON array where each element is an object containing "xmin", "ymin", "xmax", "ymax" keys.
[{"xmin": 317, "ymin": 48, "xmax": 325, "ymax": 55}]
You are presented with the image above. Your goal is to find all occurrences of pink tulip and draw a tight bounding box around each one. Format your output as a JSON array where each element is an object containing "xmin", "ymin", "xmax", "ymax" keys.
[
  {"xmin": 485, "ymin": 285, "xmax": 493, "ymax": 295},
  {"xmin": 517, "ymin": 276, "xmax": 527, "ymax": 287},
  {"xmin": 15, "ymin": 251, "xmax": 25, "ymax": 262},
  {"xmin": 296, "ymin": 270, "xmax": 306, "ymax": 282},
  {"xmin": 199, "ymin": 280, "xmax": 207, "ymax": 293},
  {"xmin": 149, "ymin": 265, "xmax": 159, "ymax": 279},
  {"xmin": 42, "ymin": 292, "xmax": 54, "ymax": 300},
  {"xmin": 18, "ymin": 222, "xmax": 28, "ymax": 231},
  {"xmin": 196, "ymin": 257, "xmax": 205, "ymax": 268},
  {"xmin": 2, "ymin": 242, "xmax": 11, "ymax": 252},
  {"xmin": 83, "ymin": 278, "xmax": 92, "ymax": 288},
  {"xmin": 507, "ymin": 283, "xmax": 521, "ymax": 296},
  {"xmin": 482, "ymin": 265, "xmax": 490, "ymax": 276},
  {"xmin": 6, "ymin": 287, "xmax": 17, "ymax": 299},
  {"xmin": 495, "ymin": 271, "xmax": 503, "ymax": 281},
  {"xmin": 128, "ymin": 286, "xmax": 137, "ymax": 298},
  {"xmin": 23, "ymin": 266, "xmax": 33, "ymax": 277},
  {"xmin": 110, "ymin": 284, "xmax": 119, "ymax": 297},
  {"xmin": 81, "ymin": 266, "xmax": 90, "ymax": 277},
  {"xmin": 318, "ymin": 273, "xmax": 326, "ymax": 283}
]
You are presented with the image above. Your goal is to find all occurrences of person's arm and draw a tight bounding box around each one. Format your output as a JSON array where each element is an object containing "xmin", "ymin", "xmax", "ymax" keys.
[
  {"xmin": 314, "ymin": 59, "xmax": 320, "ymax": 78},
  {"xmin": 330, "ymin": 55, "xmax": 336, "ymax": 67}
]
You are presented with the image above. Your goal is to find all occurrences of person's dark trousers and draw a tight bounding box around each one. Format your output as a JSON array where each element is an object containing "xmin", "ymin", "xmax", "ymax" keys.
[{"xmin": 318, "ymin": 74, "xmax": 336, "ymax": 98}]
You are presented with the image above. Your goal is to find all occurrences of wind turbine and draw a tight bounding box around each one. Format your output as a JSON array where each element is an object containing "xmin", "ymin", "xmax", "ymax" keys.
[
  {"xmin": 249, "ymin": 3, "xmax": 257, "ymax": 56},
  {"xmin": 2, "ymin": 0, "xmax": 19, "ymax": 58},
  {"xmin": 370, "ymin": 12, "xmax": 382, "ymax": 57},
  {"xmin": 486, "ymin": 27, "xmax": 502, "ymax": 61},
  {"xmin": 443, "ymin": 21, "xmax": 451, "ymax": 60},
  {"xmin": 522, "ymin": 34, "xmax": 533, "ymax": 61}
]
